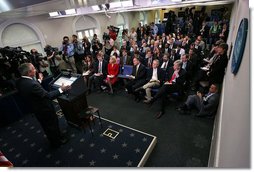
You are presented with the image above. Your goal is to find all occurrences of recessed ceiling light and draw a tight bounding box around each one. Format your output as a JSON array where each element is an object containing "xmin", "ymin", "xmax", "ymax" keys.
[
  {"xmin": 65, "ymin": 8, "xmax": 76, "ymax": 15},
  {"xmin": 49, "ymin": 12, "xmax": 59, "ymax": 17}
]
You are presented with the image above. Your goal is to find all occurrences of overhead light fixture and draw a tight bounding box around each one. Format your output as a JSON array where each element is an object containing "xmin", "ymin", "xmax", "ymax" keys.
[
  {"xmin": 92, "ymin": 5, "xmax": 100, "ymax": 11},
  {"xmin": 65, "ymin": 8, "xmax": 76, "ymax": 15},
  {"xmin": 122, "ymin": 0, "xmax": 133, "ymax": 7},
  {"xmin": 110, "ymin": 2, "xmax": 122, "ymax": 8},
  {"xmin": 171, "ymin": 0, "xmax": 182, "ymax": 2},
  {"xmin": 49, "ymin": 12, "xmax": 59, "ymax": 17}
]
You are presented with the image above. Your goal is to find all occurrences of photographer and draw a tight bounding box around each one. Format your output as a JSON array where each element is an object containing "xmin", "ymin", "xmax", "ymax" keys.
[
  {"xmin": 60, "ymin": 36, "xmax": 77, "ymax": 73},
  {"xmin": 30, "ymin": 48, "xmax": 48, "ymax": 77},
  {"xmin": 72, "ymin": 34, "xmax": 85, "ymax": 74},
  {"xmin": 91, "ymin": 34, "xmax": 103, "ymax": 59},
  {"xmin": 108, "ymin": 25, "xmax": 119, "ymax": 41},
  {"xmin": 44, "ymin": 45, "xmax": 61, "ymax": 77}
]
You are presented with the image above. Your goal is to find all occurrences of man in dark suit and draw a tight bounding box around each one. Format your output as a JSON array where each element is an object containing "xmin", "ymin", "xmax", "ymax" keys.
[
  {"xmin": 16, "ymin": 63, "xmax": 71, "ymax": 148},
  {"xmin": 88, "ymin": 51, "xmax": 108, "ymax": 93},
  {"xmin": 147, "ymin": 60, "xmax": 186, "ymax": 119},
  {"xmin": 181, "ymin": 54, "xmax": 193, "ymax": 84},
  {"xmin": 177, "ymin": 84, "xmax": 220, "ymax": 117},
  {"xmin": 120, "ymin": 49, "xmax": 132, "ymax": 67},
  {"xmin": 207, "ymin": 43, "xmax": 228, "ymax": 84},
  {"xmin": 160, "ymin": 53, "xmax": 173, "ymax": 72},
  {"xmin": 126, "ymin": 57, "xmax": 147, "ymax": 99}
]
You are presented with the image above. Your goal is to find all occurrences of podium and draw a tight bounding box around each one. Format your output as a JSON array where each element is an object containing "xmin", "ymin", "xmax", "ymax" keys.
[{"xmin": 49, "ymin": 72, "xmax": 88, "ymax": 127}]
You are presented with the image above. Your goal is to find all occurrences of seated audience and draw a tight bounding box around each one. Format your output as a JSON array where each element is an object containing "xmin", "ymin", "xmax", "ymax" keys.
[
  {"xmin": 126, "ymin": 57, "xmax": 147, "ymax": 101},
  {"xmin": 135, "ymin": 59, "xmax": 165, "ymax": 103},
  {"xmin": 83, "ymin": 55, "xmax": 94, "ymax": 88},
  {"xmin": 105, "ymin": 56, "xmax": 119, "ymax": 94},
  {"xmin": 88, "ymin": 51, "xmax": 108, "ymax": 93},
  {"xmin": 146, "ymin": 60, "xmax": 186, "ymax": 119},
  {"xmin": 177, "ymin": 84, "xmax": 220, "ymax": 117}
]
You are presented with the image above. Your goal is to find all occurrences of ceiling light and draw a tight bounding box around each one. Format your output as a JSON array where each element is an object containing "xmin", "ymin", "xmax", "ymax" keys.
[
  {"xmin": 122, "ymin": 0, "xmax": 133, "ymax": 7},
  {"xmin": 92, "ymin": 5, "xmax": 100, "ymax": 11},
  {"xmin": 49, "ymin": 12, "xmax": 59, "ymax": 17},
  {"xmin": 110, "ymin": 2, "xmax": 122, "ymax": 8},
  {"xmin": 171, "ymin": 0, "xmax": 182, "ymax": 2},
  {"xmin": 65, "ymin": 8, "xmax": 76, "ymax": 15}
]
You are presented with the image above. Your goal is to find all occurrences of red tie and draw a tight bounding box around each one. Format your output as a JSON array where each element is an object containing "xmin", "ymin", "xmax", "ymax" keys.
[{"xmin": 169, "ymin": 73, "xmax": 176, "ymax": 84}]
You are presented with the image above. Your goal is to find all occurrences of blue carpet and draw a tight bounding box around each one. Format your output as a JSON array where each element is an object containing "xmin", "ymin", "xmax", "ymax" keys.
[{"xmin": 0, "ymin": 112, "xmax": 157, "ymax": 167}]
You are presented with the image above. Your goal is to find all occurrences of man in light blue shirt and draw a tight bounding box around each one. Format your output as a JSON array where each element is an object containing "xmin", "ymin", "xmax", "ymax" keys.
[{"xmin": 60, "ymin": 36, "xmax": 77, "ymax": 73}]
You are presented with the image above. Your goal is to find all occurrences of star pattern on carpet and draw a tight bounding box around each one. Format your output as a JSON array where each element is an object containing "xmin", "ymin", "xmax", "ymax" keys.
[
  {"xmin": 134, "ymin": 148, "xmax": 140, "ymax": 153},
  {"xmin": 112, "ymin": 154, "xmax": 119, "ymax": 159},
  {"xmin": 122, "ymin": 142, "xmax": 127, "ymax": 148},
  {"xmin": 78, "ymin": 154, "xmax": 84, "ymax": 159},
  {"xmin": 100, "ymin": 148, "xmax": 106, "ymax": 153},
  {"xmin": 46, "ymin": 154, "xmax": 52, "ymax": 159},
  {"xmin": 0, "ymin": 114, "xmax": 156, "ymax": 167},
  {"xmin": 130, "ymin": 133, "xmax": 135, "ymax": 137},
  {"xmin": 126, "ymin": 160, "xmax": 133, "ymax": 166},
  {"xmin": 89, "ymin": 160, "xmax": 96, "ymax": 166},
  {"xmin": 8, "ymin": 148, "xmax": 15, "ymax": 152},
  {"xmin": 15, "ymin": 153, "xmax": 21, "ymax": 158},
  {"xmin": 142, "ymin": 137, "xmax": 147, "ymax": 142},
  {"xmin": 22, "ymin": 159, "xmax": 29, "ymax": 165},
  {"xmin": 80, "ymin": 138, "xmax": 85, "ymax": 142},
  {"xmin": 37, "ymin": 148, "xmax": 43, "ymax": 153},
  {"xmin": 68, "ymin": 148, "xmax": 73, "ymax": 153},
  {"xmin": 55, "ymin": 160, "xmax": 61, "ymax": 165}
]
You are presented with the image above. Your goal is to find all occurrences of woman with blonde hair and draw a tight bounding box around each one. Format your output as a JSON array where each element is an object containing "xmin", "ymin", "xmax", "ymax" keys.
[{"xmin": 105, "ymin": 56, "xmax": 119, "ymax": 94}]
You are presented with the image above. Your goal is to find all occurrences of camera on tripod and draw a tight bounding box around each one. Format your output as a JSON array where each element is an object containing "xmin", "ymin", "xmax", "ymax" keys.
[{"xmin": 44, "ymin": 45, "xmax": 61, "ymax": 56}]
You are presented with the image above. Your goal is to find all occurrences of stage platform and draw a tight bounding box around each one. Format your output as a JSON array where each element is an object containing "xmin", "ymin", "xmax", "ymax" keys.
[{"xmin": 0, "ymin": 111, "xmax": 157, "ymax": 167}]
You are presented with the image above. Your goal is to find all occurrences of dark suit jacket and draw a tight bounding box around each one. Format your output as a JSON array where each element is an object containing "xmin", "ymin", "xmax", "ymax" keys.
[
  {"xmin": 146, "ymin": 68, "xmax": 165, "ymax": 86},
  {"xmin": 120, "ymin": 55, "xmax": 132, "ymax": 66},
  {"xmin": 131, "ymin": 63, "xmax": 147, "ymax": 81},
  {"xmin": 199, "ymin": 93, "xmax": 220, "ymax": 116},
  {"xmin": 93, "ymin": 60, "xmax": 108, "ymax": 78},
  {"xmin": 159, "ymin": 60, "xmax": 173, "ymax": 73},
  {"xmin": 182, "ymin": 60, "xmax": 193, "ymax": 79},
  {"xmin": 209, "ymin": 53, "xmax": 228, "ymax": 84},
  {"xmin": 165, "ymin": 67, "xmax": 186, "ymax": 90},
  {"xmin": 16, "ymin": 77, "xmax": 60, "ymax": 115}
]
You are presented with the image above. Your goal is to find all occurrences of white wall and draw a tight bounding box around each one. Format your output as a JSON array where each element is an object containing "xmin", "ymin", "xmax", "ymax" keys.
[{"xmin": 209, "ymin": 0, "xmax": 250, "ymax": 167}]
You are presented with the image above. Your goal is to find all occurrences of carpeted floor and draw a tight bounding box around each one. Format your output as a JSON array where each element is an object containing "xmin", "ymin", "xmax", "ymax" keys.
[
  {"xmin": 86, "ymin": 89, "xmax": 215, "ymax": 167},
  {"xmin": 0, "ymin": 88, "xmax": 215, "ymax": 167}
]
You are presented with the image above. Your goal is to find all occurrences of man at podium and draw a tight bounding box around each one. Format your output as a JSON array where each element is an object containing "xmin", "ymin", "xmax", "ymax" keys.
[{"xmin": 16, "ymin": 63, "xmax": 71, "ymax": 148}]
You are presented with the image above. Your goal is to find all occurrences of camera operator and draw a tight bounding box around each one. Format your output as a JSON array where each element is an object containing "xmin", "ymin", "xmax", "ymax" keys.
[
  {"xmin": 82, "ymin": 36, "xmax": 91, "ymax": 56},
  {"xmin": 91, "ymin": 34, "xmax": 103, "ymax": 59},
  {"xmin": 72, "ymin": 34, "xmax": 85, "ymax": 74},
  {"xmin": 30, "ymin": 48, "xmax": 48, "ymax": 77},
  {"xmin": 44, "ymin": 45, "xmax": 61, "ymax": 77},
  {"xmin": 108, "ymin": 25, "xmax": 119, "ymax": 41},
  {"xmin": 60, "ymin": 36, "xmax": 77, "ymax": 73}
]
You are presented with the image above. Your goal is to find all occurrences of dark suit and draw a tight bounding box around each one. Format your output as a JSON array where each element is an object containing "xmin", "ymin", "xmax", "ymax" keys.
[
  {"xmin": 126, "ymin": 63, "xmax": 147, "ymax": 94},
  {"xmin": 120, "ymin": 55, "xmax": 132, "ymax": 66},
  {"xmin": 185, "ymin": 92, "xmax": 220, "ymax": 117},
  {"xmin": 182, "ymin": 60, "xmax": 193, "ymax": 81},
  {"xmin": 153, "ymin": 67, "xmax": 186, "ymax": 113},
  {"xmin": 88, "ymin": 60, "xmax": 108, "ymax": 91},
  {"xmin": 16, "ymin": 77, "xmax": 62, "ymax": 146},
  {"xmin": 208, "ymin": 53, "xmax": 228, "ymax": 84}
]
